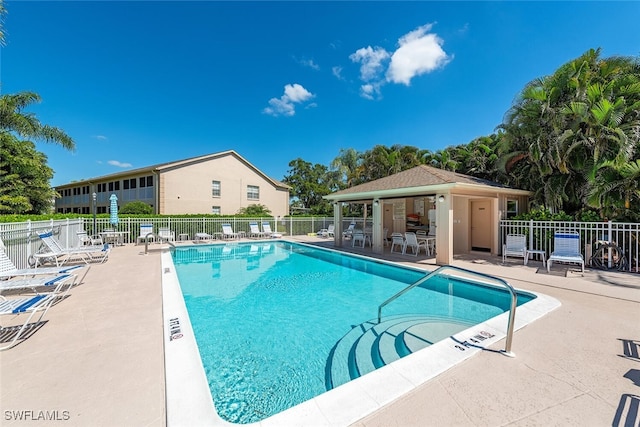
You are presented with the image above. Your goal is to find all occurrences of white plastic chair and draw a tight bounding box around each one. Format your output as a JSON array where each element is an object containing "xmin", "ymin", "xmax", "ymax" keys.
[
  {"xmin": 403, "ymin": 232, "xmax": 427, "ymax": 256},
  {"xmin": 352, "ymin": 230, "xmax": 366, "ymax": 247},
  {"xmin": 390, "ymin": 233, "xmax": 404, "ymax": 254}
]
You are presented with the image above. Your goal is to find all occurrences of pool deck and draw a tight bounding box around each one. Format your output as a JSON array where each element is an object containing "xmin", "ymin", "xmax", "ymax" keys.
[{"xmin": 1, "ymin": 237, "xmax": 638, "ymax": 426}]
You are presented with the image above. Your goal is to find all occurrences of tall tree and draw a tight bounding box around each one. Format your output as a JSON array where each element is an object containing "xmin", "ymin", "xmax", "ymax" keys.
[
  {"xmin": 0, "ymin": 133, "xmax": 56, "ymax": 214},
  {"xmin": 0, "ymin": 92, "xmax": 76, "ymax": 213},
  {"xmin": 282, "ymin": 159, "xmax": 333, "ymax": 214},
  {"xmin": 499, "ymin": 49, "xmax": 640, "ymax": 216}
]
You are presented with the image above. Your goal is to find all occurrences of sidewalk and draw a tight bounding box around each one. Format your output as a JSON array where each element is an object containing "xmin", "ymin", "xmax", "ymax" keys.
[{"xmin": 1, "ymin": 239, "xmax": 638, "ymax": 426}]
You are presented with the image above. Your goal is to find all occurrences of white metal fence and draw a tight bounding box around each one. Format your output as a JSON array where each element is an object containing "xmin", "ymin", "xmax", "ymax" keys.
[
  {"xmin": 500, "ymin": 220, "xmax": 639, "ymax": 273},
  {"xmin": 0, "ymin": 216, "xmax": 369, "ymax": 269},
  {"xmin": 2, "ymin": 217, "xmax": 637, "ymax": 273}
]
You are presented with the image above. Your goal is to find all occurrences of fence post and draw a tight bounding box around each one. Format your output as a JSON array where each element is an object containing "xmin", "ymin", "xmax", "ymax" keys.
[
  {"xmin": 529, "ymin": 219, "xmax": 534, "ymax": 253},
  {"xmin": 608, "ymin": 220, "xmax": 613, "ymax": 269}
]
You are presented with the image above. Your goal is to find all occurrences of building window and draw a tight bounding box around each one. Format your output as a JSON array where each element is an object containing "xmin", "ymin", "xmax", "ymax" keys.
[
  {"xmin": 129, "ymin": 178, "xmax": 136, "ymax": 189},
  {"xmin": 212, "ymin": 180, "xmax": 221, "ymax": 197},
  {"xmin": 247, "ymin": 185, "xmax": 259, "ymax": 200},
  {"xmin": 124, "ymin": 180, "xmax": 130, "ymax": 190},
  {"xmin": 139, "ymin": 177, "xmax": 146, "ymax": 187},
  {"xmin": 212, "ymin": 206, "xmax": 221, "ymax": 215},
  {"xmin": 506, "ymin": 200, "xmax": 518, "ymax": 219},
  {"xmin": 146, "ymin": 176, "xmax": 153, "ymax": 186}
]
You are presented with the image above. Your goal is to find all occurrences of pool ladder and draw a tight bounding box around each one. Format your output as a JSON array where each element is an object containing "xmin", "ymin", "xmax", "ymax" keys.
[{"xmin": 377, "ymin": 265, "xmax": 518, "ymax": 357}]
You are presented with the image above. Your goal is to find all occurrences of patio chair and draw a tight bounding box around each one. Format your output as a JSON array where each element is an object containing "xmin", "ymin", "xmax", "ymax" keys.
[
  {"xmin": 249, "ymin": 222, "xmax": 267, "ymax": 238},
  {"xmin": 547, "ymin": 231, "xmax": 585, "ymax": 273},
  {"xmin": 0, "ymin": 243, "xmax": 87, "ymax": 282},
  {"xmin": 33, "ymin": 231, "xmax": 110, "ymax": 267},
  {"xmin": 502, "ymin": 234, "xmax": 528, "ymax": 265},
  {"xmin": 390, "ymin": 232, "xmax": 404, "ymax": 254},
  {"xmin": 194, "ymin": 232, "xmax": 214, "ymax": 243},
  {"xmin": 352, "ymin": 230, "xmax": 368, "ymax": 248},
  {"xmin": 0, "ymin": 293, "xmax": 58, "ymax": 351},
  {"xmin": 221, "ymin": 224, "xmax": 240, "ymax": 240},
  {"xmin": 136, "ymin": 224, "xmax": 155, "ymax": 245},
  {"xmin": 342, "ymin": 222, "xmax": 356, "ymax": 240},
  {"xmin": 158, "ymin": 227, "xmax": 175, "ymax": 243},
  {"xmin": 0, "ymin": 273, "xmax": 77, "ymax": 298},
  {"xmin": 76, "ymin": 230, "xmax": 103, "ymax": 247},
  {"xmin": 403, "ymin": 232, "xmax": 427, "ymax": 256},
  {"xmin": 261, "ymin": 222, "xmax": 282, "ymax": 238},
  {"xmin": 318, "ymin": 224, "xmax": 334, "ymax": 238}
]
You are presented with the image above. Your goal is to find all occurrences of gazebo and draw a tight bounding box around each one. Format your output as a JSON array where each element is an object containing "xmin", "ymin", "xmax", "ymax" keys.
[{"xmin": 323, "ymin": 165, "xmax": 532, "ymax": 265}]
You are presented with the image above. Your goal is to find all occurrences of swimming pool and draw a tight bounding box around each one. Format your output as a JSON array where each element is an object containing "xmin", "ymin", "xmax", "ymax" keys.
[{"xmin": 162, "ymin": 241, "xmax": 561, "ymax": 426}]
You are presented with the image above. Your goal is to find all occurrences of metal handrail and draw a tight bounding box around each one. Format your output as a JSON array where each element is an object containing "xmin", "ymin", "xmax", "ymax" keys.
[{"xmin": 377, "ymin": 265, "xmax": 518, "ymax": 357}]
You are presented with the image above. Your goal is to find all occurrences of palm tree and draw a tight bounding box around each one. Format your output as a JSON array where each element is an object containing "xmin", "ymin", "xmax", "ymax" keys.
[
  {"xmin": 0, "ymin": 92, "xmax": 75, "ymax": 150},
  {"xmin": 330, "ymin": 148, "xmax": 362, "ymax": 188}
]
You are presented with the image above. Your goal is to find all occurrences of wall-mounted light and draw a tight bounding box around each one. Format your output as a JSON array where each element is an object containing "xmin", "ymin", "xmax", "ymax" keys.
[
  {"xmin": 333, "ymin": 202, "xmax": 338, "ymax": 206},
  {"xmin": 438, "ymin": 195, "xmax": 445, "ymax": 203},
  {"xmin": 373, "ymin": 200, "xmax": 379, "ymax": 207}
]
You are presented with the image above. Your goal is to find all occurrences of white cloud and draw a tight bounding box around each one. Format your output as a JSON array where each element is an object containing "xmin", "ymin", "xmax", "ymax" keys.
[
  {"xmin": 348, "ymin": 23, "xmax": 451, "ymax": 99},
  {"xmin": 108, "ymin": 160, "xmax": 132, "ymax": 168},
  {"xmin": 94, "ymin": 135, "xmax": 108, "ymax": 141},
  {"xmin": 332, "ymin": 66, "xmax": 344, "ymax": 80},
  {"xmin": 349, "ymin": 46, "xmax": 390, "ymax": 82},
  {"xmin": 359, "ymin": 83, "xmax": 383, "ymax": 101},
  {"xmin": 263, "ymin": 83, "xmax": 315, "ymax": 117},
  {"xmin": 386, "ymin": 24, "xmax": 451, "ymax": 85},
  {"xmin": 297, "ymin": 58, "xmax": 320, "ymax": 70}
]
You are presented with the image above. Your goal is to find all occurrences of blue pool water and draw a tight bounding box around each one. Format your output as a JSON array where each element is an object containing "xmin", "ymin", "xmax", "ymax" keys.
[{"xmin": 172, "ymin": 242, "xmax": 534, "ymax": 424}]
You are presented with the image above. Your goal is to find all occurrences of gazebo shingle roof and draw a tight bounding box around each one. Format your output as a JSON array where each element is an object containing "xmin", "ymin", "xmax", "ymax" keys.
[{"xmin": 331, "ymin": 165, "xmax": 509, "ymax": 196}]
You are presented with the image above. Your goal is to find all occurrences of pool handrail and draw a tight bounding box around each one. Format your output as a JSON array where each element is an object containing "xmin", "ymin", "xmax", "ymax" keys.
[{"xmin": 377, "ymin": 265, "xmax": 518, "ymax": 357}]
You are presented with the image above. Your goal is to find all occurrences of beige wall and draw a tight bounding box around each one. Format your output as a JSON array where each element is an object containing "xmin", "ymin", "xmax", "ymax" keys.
[
  {"xmin": 452, "ymin": 196, "xmax": 470, "ymax": 253},
  {"xmin": 159, "ymin": 155, "xmax": 289, "ymax": 216}
]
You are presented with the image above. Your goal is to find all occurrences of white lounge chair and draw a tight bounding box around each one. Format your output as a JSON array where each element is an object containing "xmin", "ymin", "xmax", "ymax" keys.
[
  {"xmin": 318, "ymin": 224, "xmax": 334, "ymax": 238},
  {"xmin": 221, "ymin": 224, "xmax": 240, "ymax": 240},
  {"xmin": 249, "ymin": 222, "xmax": 267, "ymax": 238},
  {"xmin": 33, "ymin": 231, "xmax": 110, "ymax": 266},
  {"xmin": 547, "ymin": 231, "xmax": 585, "ymax": 273},
  {"xmin": 0, "ymin": 273, "xmax": 77, "ymax": 298},
  {"xmin": 0, "ymin": 243, "xmax": 87, "ymax": 282},
  {"xmin": 194, "ymin": 232, "xmax": 214, "ymax": 243},
  {"xmin": 262, "ymin": 222, "xmax": 282, "ymax": 238},
  {"xmin": 403, "ymin": 232, "xmax": 427, "ymax": 256},
  {"xmin": 502, "ymin": 234, "xmax": 529, "ymax": 265},
  {"xmin": 342, "ymin": 222, "xmax": 356, "ymax": 240},
  {"xmin": 0, "ymin": 293, "xmax": 58, "ymax": 350}
]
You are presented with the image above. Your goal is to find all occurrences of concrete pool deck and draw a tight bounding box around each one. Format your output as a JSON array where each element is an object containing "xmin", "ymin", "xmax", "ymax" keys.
[{"xmin": 0, "ymin": 237, "xmax": 638, "ymax": 426}]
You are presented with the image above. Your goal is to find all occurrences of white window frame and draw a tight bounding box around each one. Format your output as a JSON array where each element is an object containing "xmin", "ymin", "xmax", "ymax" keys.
[
  {"xmin": 506, "ymin": 199, "xmax": 518, "ymax": 219},
  {"xmin": 212, "ymin": 180, "xmax": 221, "ymax": 198},
  {"xmin": 212, "ymin": 206, "xmax": 221, "ymax": 215},
  {"xmin": 247, "ymin": 185, "xmax": 260, "ymax": 200}
]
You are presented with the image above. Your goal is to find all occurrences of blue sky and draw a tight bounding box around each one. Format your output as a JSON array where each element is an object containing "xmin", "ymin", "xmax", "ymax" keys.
[{"xmin": 2, "ymin": 1, "xmax": 639, "ymax": 186}]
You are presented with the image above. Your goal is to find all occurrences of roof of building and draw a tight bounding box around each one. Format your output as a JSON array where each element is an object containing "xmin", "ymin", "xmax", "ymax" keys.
[
  {"xmin": 55, "ymin": 150, "xmax": 290, "ymax": 190},
  {"xmin": 325, "ymin": 165, "xmax": 530, "ymax": 201}
]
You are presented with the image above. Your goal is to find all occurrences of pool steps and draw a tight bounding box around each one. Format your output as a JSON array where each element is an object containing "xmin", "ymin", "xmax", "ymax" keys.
[{"xmin": 326, "ymin": 315, "xmax": 474, "ymax": 390}]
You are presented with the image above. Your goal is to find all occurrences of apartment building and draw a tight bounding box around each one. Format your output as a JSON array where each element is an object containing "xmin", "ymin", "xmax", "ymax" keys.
[{"xmin": 54, "ymin": 150, "xmax": 290, "ymax": 216}]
